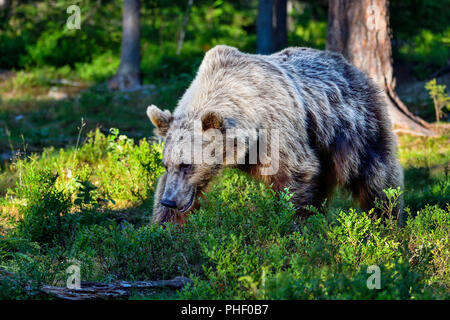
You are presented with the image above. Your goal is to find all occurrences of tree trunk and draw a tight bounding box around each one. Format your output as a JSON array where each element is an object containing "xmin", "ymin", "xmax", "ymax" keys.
[
  {"xmin": 257, "ymin": 0, "xmax": 275, "ymax": 54},
  {"xmin": 274, "ymin": 0, "xmax": 287, "ymax": 51},
  {"xmin": 326, "ymin": 0, "xmax": 436, "ymax": 136},
  {"xmin": 176, "ymin": 0, "xmax": 194, "ymax": 55},
  {"xmin": 108, "ymin": 0, "xmax": 141, "ymax": 91},
  {"xmin": 287, "ymin": 0, "xmax": 294, "ymax": 32},
  {"xmin": 258, "ymin": 0, "xmax": 287, "ymax": 54}
]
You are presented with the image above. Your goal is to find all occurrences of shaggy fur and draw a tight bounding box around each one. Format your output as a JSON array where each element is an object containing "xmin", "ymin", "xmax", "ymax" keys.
[{"xmin": 148, "ymin": 45, "xmax": 404, "ymax": 224}]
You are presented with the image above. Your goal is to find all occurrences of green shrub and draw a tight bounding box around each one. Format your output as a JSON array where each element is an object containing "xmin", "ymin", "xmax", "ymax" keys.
[
  {"xmin": 290, "ymin": 20, "xmax": 327, "ymax": 49},
  {"xmin": 90, "ymin": 128, "xmax": 165, "ymax": 202},
  {"xmin": 398, "ymin": 28, "xmax": 450, "ymax": 79},
  {"xmin": 177, "ymin": 171, "xmax": 296, "ymax": 299},
  {"xmin": 75, "ymin": 52, "xmax": 120, "ymax": 82},
  {"xmin": 11, "ymin": 167, "xmax": 71, "ymax": 245},
  {"xmin": 0, "ymin": 238, "xmax": 72, "ymax": 299},
  {"xmin": 8, "ymin": 166, "xmax": 112, "ymax": 246},
  {"xmin": 258, "ymin": 259, "xmax": 444, "ymax": 300},
  {"xmin": 404, "ymin": 204, "xmax": 450, "ymax": 286},
  {"xmin": 328, "ymin": 209, "xmax": 401, "ymax": 266},
  {"xmin": 1, "ymin": 130, "xmax": 448, "ymax": 300},
  {"xmin": 71, "ymin": 222, "xmax": 203, "ymax": 282},
  {"xmin": 425, "ymin": 79, "xmax": 450, "ymax": 122},
  {"xmin": 181, "ymin": 185, "xmax": 448, "ymax": 299},
  {"xmin": 11, "ymin": 66, "xmax": 72, "ymax": 89},
  {"xmin": 0, "ymin": 33, "xmax": 28, "ymax": 69},
  {"xmin": 3, "ymin": 128, "xmax": 164, "ymax": 246},
  {"xmin": 187, "ymin": 170, "xmax": 296, "ymax": 245}
]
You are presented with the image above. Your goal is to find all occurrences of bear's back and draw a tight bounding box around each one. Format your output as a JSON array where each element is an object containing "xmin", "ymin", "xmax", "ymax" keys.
[{"xmin": 265, "ymin": 47, "xmax": 372, "ymax": 93}]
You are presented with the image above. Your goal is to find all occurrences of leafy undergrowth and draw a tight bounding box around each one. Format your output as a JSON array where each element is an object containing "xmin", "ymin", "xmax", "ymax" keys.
[{"xmin": 0, "ymin": 129, "xmax": 449, "ymax": 300}]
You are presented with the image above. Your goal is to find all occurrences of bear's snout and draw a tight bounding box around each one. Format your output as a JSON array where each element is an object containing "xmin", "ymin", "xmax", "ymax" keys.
[{"xmin": 160, "ymin": 199, "xmax": 177, "ymax": 209}]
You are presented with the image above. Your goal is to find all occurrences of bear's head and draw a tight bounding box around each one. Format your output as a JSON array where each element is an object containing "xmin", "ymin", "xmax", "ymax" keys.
[{"xmin": 147, "ymin": 104, "xmax": 238, "ymax": 221}]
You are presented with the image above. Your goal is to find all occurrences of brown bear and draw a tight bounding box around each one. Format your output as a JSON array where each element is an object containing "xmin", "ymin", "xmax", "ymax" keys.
[{"xmin": 147, "ymin": 45, "xmax": 404, "ymax": 225}]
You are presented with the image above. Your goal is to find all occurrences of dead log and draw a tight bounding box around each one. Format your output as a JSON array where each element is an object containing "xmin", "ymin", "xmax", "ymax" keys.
[
  {"xmin": 41, "ymin": 276, "xmax": 193, "ymax": 300},
  {"xmin": 2, "ymin": 268, "xmax": 192, "ymax": 300}
]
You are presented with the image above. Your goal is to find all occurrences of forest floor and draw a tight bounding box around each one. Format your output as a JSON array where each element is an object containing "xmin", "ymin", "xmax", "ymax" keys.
[{"xmin": 0, "ymin": 70, "xmax": 449, "ymax": 300}]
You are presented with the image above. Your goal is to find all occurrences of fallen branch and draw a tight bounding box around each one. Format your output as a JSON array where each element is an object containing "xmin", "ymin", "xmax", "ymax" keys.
[
  {"xmin": 2, "ymin": 268, "xmax": 192, "ymax": 300},
  {"xmin": 41, "ymin": 276, "xmax": 193, "ymax": 300}
]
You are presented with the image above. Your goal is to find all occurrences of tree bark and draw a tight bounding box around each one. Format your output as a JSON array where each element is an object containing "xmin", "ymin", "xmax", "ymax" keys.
[
  {"xmin": 274, "ymin": 0, "xmax": 287, "ymax": 51},
  {"xmin": 257, "ymin": 0, "xmax": 275, "ymax": 54},
  {"xmin": 258, "ymin": 0, "xmax": 287, "ymax": 54},
  {"xmin": 108, "ymin": 0, "xmax": 141, "ymax": 91},
  {"xmin": 326, "ymin": 0, "xmax": 436, "ymax": 136}
]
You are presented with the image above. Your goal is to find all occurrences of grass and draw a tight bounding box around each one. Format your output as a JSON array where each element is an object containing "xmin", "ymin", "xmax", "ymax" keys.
[
  {"xmin": 0, "ymin": 123, "xmax": 448, "ymax": 299},
  {"xmin": 0, "ymin": 84, "xmax": 183, "ymax": 159},
  {"xmin": 399, "ymin": 134, "xmax": 450, "ymax": 213}
]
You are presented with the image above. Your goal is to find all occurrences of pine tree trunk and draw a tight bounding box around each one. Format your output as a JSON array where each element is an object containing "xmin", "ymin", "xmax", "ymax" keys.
[
  {"xmin": 108, "ymin": 0, "xmax": 141, "ymax": 91},
  {"xmin": 258, "ymin": 0, "xmax": 287, "ymax": 54},
  {"xmin": 257, "ymin": 0, "xmax": 275, "ymax": 54},
  {"xmin": 326, "ymin": 0, "xmax": 436, "ymax": 136},
  {"xmin": 274, "ymin": 0, "xmax": 287, "ymax": 51}
]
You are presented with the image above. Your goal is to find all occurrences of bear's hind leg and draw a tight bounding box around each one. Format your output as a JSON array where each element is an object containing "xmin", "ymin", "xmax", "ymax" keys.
[
  {"xmin": 351, "ymin": 158, "xmax": 404, "ymax": 224},
  {"xmin": 289, "ymin": 165, "xmax": 331, "ymax": 218}
]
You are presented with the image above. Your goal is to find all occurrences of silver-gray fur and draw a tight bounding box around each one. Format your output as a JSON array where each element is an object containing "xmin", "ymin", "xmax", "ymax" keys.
[{"xmin": 148, "ymin": 45, "xmax": 404, "ymax": 225}]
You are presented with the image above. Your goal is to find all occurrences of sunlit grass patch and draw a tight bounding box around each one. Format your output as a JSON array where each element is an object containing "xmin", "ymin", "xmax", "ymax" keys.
[{"xmin": 398, "ymin": 133, "xmax": 449, "ymax": 213}]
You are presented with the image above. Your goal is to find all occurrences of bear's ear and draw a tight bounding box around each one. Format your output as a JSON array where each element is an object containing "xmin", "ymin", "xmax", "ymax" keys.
[
  {"xmin": 201, "ymin": 111, "xmax": 224, "ymax": 132},
  {"xmin": 146, "ymin": 105, "xmax": 173, "ymax": 136}
]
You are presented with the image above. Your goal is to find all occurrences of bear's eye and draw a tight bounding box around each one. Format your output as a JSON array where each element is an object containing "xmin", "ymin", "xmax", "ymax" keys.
[{"xmin": 179, "ymin": 163, "xmax": 193, "ymax": 172}]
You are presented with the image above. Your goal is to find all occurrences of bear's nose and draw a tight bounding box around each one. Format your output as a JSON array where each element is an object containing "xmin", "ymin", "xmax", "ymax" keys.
[{"xmin": 160, "ymin": 199, "xmax": 177, "ymax": 209}]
